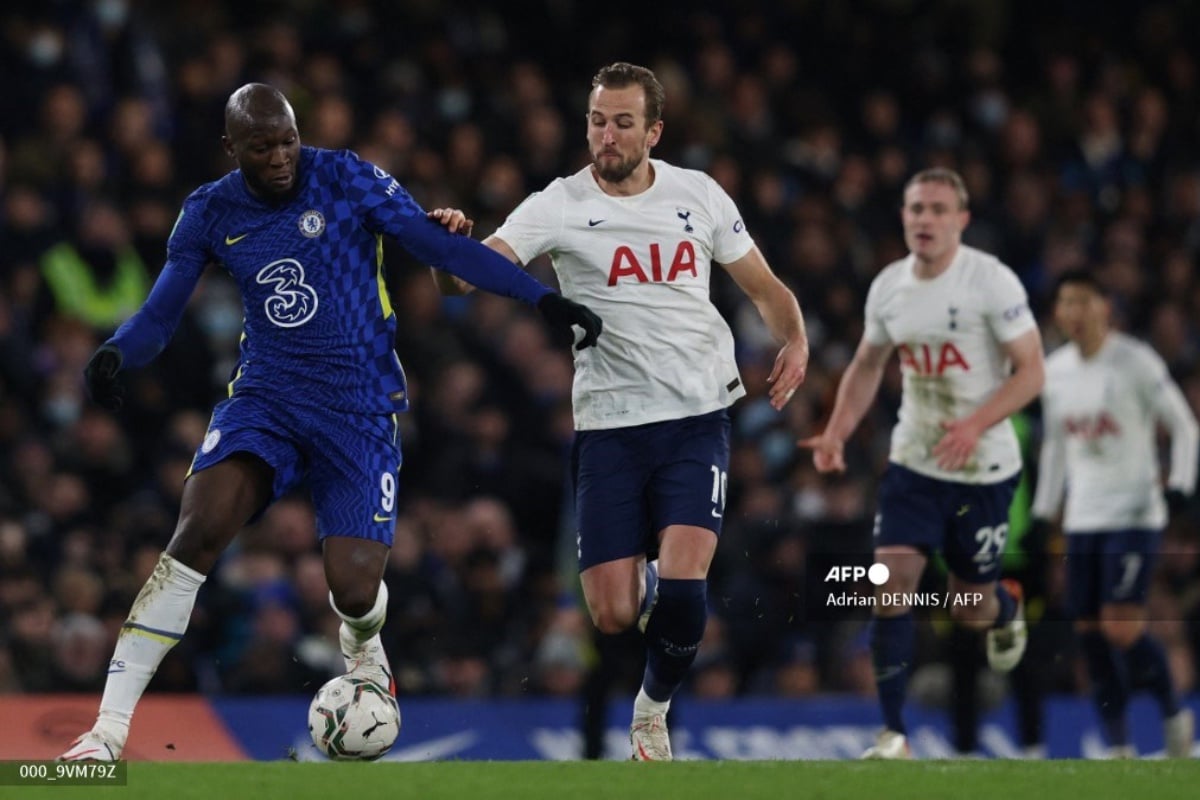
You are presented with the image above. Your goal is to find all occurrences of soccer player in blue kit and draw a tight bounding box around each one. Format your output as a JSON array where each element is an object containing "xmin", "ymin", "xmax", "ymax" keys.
[{"xmin": 58, "ymin": 83, "xmax": 602, "ymax": 762}]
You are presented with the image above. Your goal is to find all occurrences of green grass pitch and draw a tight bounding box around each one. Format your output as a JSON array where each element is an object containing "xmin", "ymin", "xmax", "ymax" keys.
[{"xmin": 34, "ymin": 760, "xmax": 1200, "ymax": 800}]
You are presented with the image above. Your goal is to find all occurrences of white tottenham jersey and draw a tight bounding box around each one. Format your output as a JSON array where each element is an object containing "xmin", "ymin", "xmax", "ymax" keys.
[
  {"xmin": 864, "ymin": 245, "xmax": 1037, "ymax": 483},
  {"xmin": 493, "ymin": 159, "xmax": 753, "ymax": 430},
  {"xmin": 1032, "ymin": 332, "xmax": 1199, "ymax": 532}
]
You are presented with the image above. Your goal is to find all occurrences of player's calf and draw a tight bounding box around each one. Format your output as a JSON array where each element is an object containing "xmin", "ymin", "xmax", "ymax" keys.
[{"xmin": 986, "ymin": 579, "xmax": 1027, "ymax": 672}]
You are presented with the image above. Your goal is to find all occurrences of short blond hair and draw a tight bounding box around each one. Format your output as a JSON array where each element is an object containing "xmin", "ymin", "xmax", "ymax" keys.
[{"xmin": 904, "ymin": 168, "xmax": 969, "ymax": 210}]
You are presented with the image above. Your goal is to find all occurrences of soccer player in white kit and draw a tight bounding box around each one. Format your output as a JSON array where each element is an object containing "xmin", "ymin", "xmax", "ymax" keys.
[
  {"xmin": 1032, "ymin": 270, "xmax": 1197, "ymax": 758},
  {"xmin": 434, "ymin": 62, "xmax": 809, "ymax": 760},
  {"xmin": 800, "ymin": 168, "xmax": 1045, "ymax": 759}
]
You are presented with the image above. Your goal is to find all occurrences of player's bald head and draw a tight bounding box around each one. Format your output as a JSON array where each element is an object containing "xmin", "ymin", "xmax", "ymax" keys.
[
  {"xmin": 224, "ymin": 83, "xmax": 296, "ymax": 140},
  {"xmin": 222, "ymin": 83, "xmax": 302, "ymax": 200}
]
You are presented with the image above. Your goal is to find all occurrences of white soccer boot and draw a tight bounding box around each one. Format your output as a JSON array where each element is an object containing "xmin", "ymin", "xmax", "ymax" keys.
[
  {"xmin": 342, "ymin": 626, "xmax": 395, "ymax": 697},
  {"xmin": 630, "ymin": 713, "xmax": 672, "ymax": 761},
  {"xmin": 1165, "ymin": 708, "xmax": 1194, "ymax": 758},
  {"xmin": 986, "ymin": 579, "xmax": 1028, "ymax": 672},
  {"xmin": 861, "ymin": 729, "xmax": 912, "ymax": 759},
  {"xmin": 1108, "ymin": 745, "xmax": 1137, "ymax": 759},
  {"xmin": 57, "ymin": 730, "xmax": 122, "ymax": 762}
]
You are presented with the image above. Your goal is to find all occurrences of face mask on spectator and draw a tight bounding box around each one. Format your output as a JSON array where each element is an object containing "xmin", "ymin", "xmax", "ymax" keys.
[
  {"xmin": 28, "ymin": 31, "xmax": 63, "ymax": 67},
  {"xmin": 95, "ymin": 0, "xmax": 130, "ymax": 28},
  {"xmin": 44, "ymin": 396, "xmax": 82, "ymax": 427}
]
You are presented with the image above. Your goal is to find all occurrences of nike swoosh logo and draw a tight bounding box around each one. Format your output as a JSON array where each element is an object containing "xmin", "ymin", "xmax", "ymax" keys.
[
  {"xmin": 712, "ymin": 509, "xmax": 723, "ymax": 519},
  {"xmin": 373, "ymin": 513, "xmax": 394, "ymax": 523},
  {"xmin": 587, "ymin": 219, "xmax": 605, "ymax": 227},
  {"xmin": 874, "ymin": 662, "xmax": 909, "ymax": 682},
  {"xmin": 225, "ymin": 233, "xmax": 249, "ymax": 245}
]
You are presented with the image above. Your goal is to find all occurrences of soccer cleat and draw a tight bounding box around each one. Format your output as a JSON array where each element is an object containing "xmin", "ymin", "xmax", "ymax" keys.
[
  {"xmin": 630, "ymin": 713, "xmax": 672, "ymax": 761},
  {"xmin": 637, "ymin": 559, "xmax": 660, "ymax": 634},
  {"xmin": 57, "ymin": 731, "xmax": 121, "ymax": 762},
  {"xmin": 1019, "ymin": 744, "xmax": 1047, "ymax": 760},
  {"xmin": 349, "ymin": 657, "xmax": 396, "ymax": 698},
  {"xmin": 343, "ymin": 629, "xmax": 397, "ymax": 697},
  {"xmin": 861, "ymin": 729, "xmax": 912, "ymax": 759},
  {"xmin": 1108, "ymin": 745, "xmax": 1137, "ymax": 759},
  {"xmin": 986, "ymin": 579, "xmax": 1027, "ymax": 672},
  {"xmin": 1165, "ymin": 708, "xmax": 1194, "ymax": 758}
]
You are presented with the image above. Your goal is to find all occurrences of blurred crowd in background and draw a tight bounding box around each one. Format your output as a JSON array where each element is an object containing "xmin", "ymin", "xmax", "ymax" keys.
[{"xmin": 2, "ymin": 0, "xmax": 1200, "ymax": 724}]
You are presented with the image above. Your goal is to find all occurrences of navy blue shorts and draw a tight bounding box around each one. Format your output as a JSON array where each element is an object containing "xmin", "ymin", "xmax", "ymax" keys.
[
  {"xmin": 1065, "ymin": 528, "xmax": 1161, "ymax": 619},
  {"xmin": 571, "ymin": 409, "xmax": 730, "ymax": 571},
  {"xmin": 874, "ymin": 462, "xmax": 1019, "ymax": 583},
  {"xmin": 189, "ymin": 393, "xmax": 402, "ymax": 545}
]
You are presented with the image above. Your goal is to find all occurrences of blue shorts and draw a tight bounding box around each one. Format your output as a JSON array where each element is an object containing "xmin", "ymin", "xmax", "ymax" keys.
[
  {"xmin": 874, "ymin": 462, "xmax": 1018, "ymax": 583},
  {"xmin": 190, "ymin": 393, "xmax": 402, "ymax": 545},
  {"xmin": 571, "ymin": 409, "xmax": 730, "ymax": 571},
  {"xmin": 1065, "ymin": 528, "xmax": 1161, "ymax": 619}
]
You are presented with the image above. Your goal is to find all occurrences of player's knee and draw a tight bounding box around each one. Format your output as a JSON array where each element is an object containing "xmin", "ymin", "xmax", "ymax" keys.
[
  {"xmin": 1099, "ymin": 617, "xmax": 1144, "ymax": 650},
  {"xmin": 589, "ymin": 603, "xmax": 636, "ymax": 635}
]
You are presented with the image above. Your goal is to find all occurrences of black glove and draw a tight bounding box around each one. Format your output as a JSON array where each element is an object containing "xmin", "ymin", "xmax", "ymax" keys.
[
  {"xmin": 537, "ymin": 293, "xmax": 603, "ymax": 351},
  {"xmin": 83, "ymin": 344, "xmax": 125, "ymax": 411},
  {"xmin": 1165, "ymin": 488, "xmax": 1190, "ymax": 518}
]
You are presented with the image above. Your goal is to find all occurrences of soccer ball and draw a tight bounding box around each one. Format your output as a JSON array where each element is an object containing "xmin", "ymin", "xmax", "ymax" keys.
[{"xmin": 308, "ymin": 674, "xmax": 400, "ymax": 760}]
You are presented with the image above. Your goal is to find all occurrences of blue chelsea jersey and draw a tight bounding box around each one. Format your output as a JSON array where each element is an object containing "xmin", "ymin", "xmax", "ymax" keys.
[{"xmin": 170, "ymin": 147, "xmax": 414, "ymax": 413}]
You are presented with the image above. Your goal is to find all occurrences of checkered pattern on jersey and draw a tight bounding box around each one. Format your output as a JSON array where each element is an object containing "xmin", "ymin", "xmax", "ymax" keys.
[{"xmin": 178, "ymin": 148, "xmax": 410, "ymax": 413}]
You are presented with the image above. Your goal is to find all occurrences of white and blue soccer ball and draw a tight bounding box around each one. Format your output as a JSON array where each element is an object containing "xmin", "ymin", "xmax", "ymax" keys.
[{"xmin": 308, "ymin": 674, "xmax": 400, "ymax": 760}]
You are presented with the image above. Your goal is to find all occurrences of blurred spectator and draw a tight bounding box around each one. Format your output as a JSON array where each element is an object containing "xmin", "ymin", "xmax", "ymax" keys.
[{"xmin": 38, "ymin": 200, "xmax": 150, "ymax": 331}]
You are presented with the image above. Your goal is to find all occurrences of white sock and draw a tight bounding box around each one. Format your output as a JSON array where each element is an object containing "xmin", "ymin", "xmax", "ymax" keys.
[
  {"xmin": 634, "ymin": 686, "xmax": 671, "ymax": 719},
  {"xmin": 96, "ymin": 553, "xmax": 205, "ymax": 742},
  {"xmin": 330, "ymin": 582, "xmax": 388, "ymax": 671}
]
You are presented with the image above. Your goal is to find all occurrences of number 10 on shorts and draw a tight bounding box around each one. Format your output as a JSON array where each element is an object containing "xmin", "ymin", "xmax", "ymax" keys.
[{"xmin": 710, "ymin": 465, "xmax": 727, "ymax": 519}]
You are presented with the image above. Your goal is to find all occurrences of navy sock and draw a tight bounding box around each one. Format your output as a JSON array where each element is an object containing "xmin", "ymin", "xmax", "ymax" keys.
[
  {"xmin": 1081, "ymin": 630, "xmax": 1131, "ymax": 746},
  {"xmin": 870, "ymin": 612, "xmax": 915, "ymax": 735},
  {"xmin": 991, "ymin": 582, "xmax": 1017, "ymax": 628},
  {"xmin": 641, "ymin": 578, "xmax": 707, "ymax": 702},
  {"xmin": 1126, "ymin": 634, "xmax": 1180, "ymax": 717}
]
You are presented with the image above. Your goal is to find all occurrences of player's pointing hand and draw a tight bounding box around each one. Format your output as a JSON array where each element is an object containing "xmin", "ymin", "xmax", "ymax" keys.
[{"xmin": 797, "ymin": 431, "xmax": 846, "ymax": 473}]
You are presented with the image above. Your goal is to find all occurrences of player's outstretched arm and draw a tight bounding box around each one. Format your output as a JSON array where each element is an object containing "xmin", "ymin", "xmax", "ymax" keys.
[
  {"xmin": 1031, "ymin": 406, "xmax": 1067, "ymax": 524},
  {"xmin": 421, "ymin": 214, "xmax": 602, "ymax": 351},
  {"xmin": 427, "ymin": 208, "xmax": 476, "ymax": 296},
  {"xmin": 84, "ymin": 264, "xmax": 203, "ymax": 411},
  {"xmin": 721, "ymin": 246, "xmax": 809, "ymax": 410},
  {"xmin": 1151, "ymin": 366, "xmax": 1200, "ymax": 499},
  {"xmin": 798, "ymin": 337, "xmax": 892, "ymax": 473}
]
